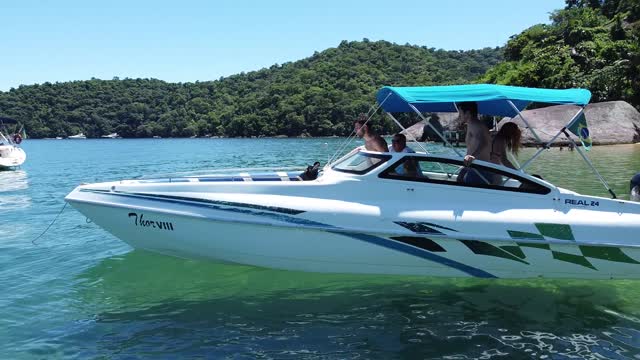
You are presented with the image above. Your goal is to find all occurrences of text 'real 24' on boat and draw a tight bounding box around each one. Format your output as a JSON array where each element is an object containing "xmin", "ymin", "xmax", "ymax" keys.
[
  {"xmin": 66, "ymin": 84, "xmax": 640, "ymax": 280},
  {"xmin": 0, "ymin": 117, "xmax": 27, "ymax": 170}
]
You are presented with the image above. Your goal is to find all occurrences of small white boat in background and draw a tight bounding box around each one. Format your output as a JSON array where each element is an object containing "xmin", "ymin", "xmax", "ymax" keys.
[
  {"xmin": 101, "ymin": 132, "xmax": 121, "ymax": 139},
  {"xmin": 66, "ymin": 85, "xmax": 640, "ymax": 280},
  {"xmin": 68, "ymin": 133, "xmax": 87, "ymax": 139},
  {"xmin": 0, "ymin": 118, "xmax": 27, "ymax": 170}
]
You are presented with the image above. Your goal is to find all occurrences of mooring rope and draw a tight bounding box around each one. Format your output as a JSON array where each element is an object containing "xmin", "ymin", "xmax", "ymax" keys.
[{"xmin": 31, "ymin": 202, "xmax": 68, "ymax": 245}]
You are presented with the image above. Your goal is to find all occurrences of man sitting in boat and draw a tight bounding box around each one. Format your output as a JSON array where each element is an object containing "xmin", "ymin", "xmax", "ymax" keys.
[
  {"xmin": 354, "ymin": 114, "xmax": 388, "ymax": 152},
  {"xmin": 388, "ymin": 133, "xmax": 414, "ymax": 153},
  {"xmin": 458, "ymin": 102, "xmax": 492, "ymax": 184},
  {"xmin": 388, "ymin": 133, "xmax": 420, "ymax": 177}
]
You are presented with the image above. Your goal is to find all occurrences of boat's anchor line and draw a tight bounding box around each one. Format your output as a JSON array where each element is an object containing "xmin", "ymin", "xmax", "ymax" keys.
[{"xmin": 31, "ymin": 203, "xmax": 68, "ymax": 245}]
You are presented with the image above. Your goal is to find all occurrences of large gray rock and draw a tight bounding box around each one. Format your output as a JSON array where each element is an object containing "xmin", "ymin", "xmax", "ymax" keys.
[
  {"xmin": 401, "ymin": 101, "xmax": 640, "ymax": 146},
  {"xmin": 499, "ymin": 101, "xmax": 640, "ymax": 146},
  {"xmin": 402, "ymin": 112, "xmax": 461, "ymax": 141}
]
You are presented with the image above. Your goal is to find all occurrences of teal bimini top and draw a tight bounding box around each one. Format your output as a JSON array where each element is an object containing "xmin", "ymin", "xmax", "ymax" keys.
[{"xmin": 376, "ymin": 84, "xmax": 592, "ymax": 117}]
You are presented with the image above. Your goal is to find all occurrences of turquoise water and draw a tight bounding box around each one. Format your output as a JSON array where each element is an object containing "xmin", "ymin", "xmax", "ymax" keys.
[{"xmin": 2, "ymin": 138, "xmax": 640, "ymax": 359}]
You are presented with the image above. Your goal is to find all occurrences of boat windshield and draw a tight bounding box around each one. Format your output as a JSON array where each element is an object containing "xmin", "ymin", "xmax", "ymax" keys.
[{"xmin": 332, "ymin": 151, "xmax": 391, "ymax": 175}]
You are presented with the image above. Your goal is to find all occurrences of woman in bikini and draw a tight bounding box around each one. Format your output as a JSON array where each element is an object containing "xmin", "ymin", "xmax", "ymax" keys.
[{"xmin": 490, "ymin": 122, "xmax": 521, "ymax": 170}]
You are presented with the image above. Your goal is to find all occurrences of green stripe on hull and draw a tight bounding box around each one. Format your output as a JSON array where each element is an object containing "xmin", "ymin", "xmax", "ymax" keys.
[
  {"xmin": 517, "ymin": 242, "xmax": 550, "ymax": 250},
  {"xmin": 460, "ymin": 240, "xmax": 529, "ymax": 264},
  {"xmin": 552, "ymin": 251, "xmax": 596, "ymax": 270},
  {"xmin": 500, "ymin": 246, "xmax": 526, "ymax": 259},
  {"xmin": 535, "ymin": 223, "xmax": 575, "ymax": 241},
  {"xmin": 508, "ymin": 230, "xmax": 545, "ymax": 240},
  {"xmin": 579, "ymin": 246, "xmax": 640, "ymax": 264}
]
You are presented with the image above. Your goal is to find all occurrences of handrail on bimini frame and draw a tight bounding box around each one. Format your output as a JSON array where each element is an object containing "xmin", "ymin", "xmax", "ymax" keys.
[
  {"xmin": 519, "ymin": 105, "xmax": 617, "ymax": 199},
  {"xmin": 327, "ymin": 92, "xmax": 392, "ymax": 166},
  {"xmin": 520, "ymin": 107, "xmax": 585, "ymax": 171},
  {"xmin": 384, "ymin": 112, "xmax": 429, "ymax": 154},
  {"xmin": 507, "ymin": 100, "xmax": 543, "ymax": 144},
  {"xmin": 562, "ymin": 129, "xmax": 617, "ymax": 199},
  {"xmin": 407, "ymin": 103, "xmax": 464, "ymax": 158}
]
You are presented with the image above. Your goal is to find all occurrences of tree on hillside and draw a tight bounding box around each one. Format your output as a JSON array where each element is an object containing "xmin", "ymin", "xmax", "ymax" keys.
[{"xmin": 482, "ymin": 0, "xmax": 640, "ymax": 110}]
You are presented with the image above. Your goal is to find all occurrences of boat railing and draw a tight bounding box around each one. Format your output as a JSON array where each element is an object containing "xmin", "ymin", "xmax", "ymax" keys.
[
  {"xmin": 136, "ymin": 166, "xmax": 309, "ymax": 181},
  {"xmin": 0, "ymin": 131, "xmax": 9, "ymax": 144}
]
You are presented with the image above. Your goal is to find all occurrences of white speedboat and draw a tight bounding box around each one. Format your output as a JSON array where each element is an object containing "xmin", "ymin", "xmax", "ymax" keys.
[
  {"xmin": 101, "ymin": 132, "xmax": 121, "ymax": 139},
  {"xmin": 68, "ymin": 133, "xmax": 87, "ymax": 139},
  {"xmin": 66, "ymin": 85, "xmax": 640, "ymax": 279},
  {"xmin": 0, "ymin": 118, "xmax": 27, "ymax": 170}
]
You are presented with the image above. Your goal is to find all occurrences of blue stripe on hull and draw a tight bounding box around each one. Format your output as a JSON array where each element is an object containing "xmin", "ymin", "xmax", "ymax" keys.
[
  {"xmin": 331, "ymin": 232, "xmax": 497, "ymax": 278},
  {"xmin": 198, "ymin": 177, "xmax": 245, "ymax": 182},
  {"xmin": 252, "ymin": 177, "xmax": 282, "ymax": 181}
]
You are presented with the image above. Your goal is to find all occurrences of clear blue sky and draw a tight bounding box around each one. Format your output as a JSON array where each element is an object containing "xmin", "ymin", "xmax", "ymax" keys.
[{"xmin": 1, "ymin": 0, "xmax": 565, "ymax": 91}]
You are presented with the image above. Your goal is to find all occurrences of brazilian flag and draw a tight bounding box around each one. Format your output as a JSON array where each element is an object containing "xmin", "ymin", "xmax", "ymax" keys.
[{"xmin": 567, "ymin": 113, "xmax": 592, "ymax": 150}]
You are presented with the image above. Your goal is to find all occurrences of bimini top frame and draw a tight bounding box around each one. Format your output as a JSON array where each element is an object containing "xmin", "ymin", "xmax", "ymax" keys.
[{"xmin": 371, "ymin": 84, "xmax": 617, "ymax": 198}]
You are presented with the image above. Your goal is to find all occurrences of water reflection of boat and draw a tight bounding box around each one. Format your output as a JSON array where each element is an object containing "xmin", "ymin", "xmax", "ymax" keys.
[
  {"xmin": 66, "ymin": 85, "xmax": 640, "ymax": 280},
  {"xmin": 76, "ymin": 251, "xmax": 632, "ymax": 360},
  {"xmin": 0, "ymin": 170, "xmax": 28, "ymax": 192},
  {"xmin": 0, "ymin": 117, "xmax": 27, "ymax": 170},
  {"xmin": 0, "ymin": 170, "xmax": 30, "ymax": 214},
  {"xmin": 80, "ymin": 250, "xmax": 622, "ymax": 311}
]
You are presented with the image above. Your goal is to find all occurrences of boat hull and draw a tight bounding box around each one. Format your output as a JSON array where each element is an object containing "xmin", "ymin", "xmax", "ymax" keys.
[
  {"xmin": 67, "ymin": 186, "xmax": 640, "ymax": 280},
  {"xmin": 0, "ymin": 146, "xmax": 26, "ymax": 169}
]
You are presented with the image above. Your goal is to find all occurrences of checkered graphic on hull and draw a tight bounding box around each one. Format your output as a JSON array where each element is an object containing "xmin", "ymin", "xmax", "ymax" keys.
[
  {"xmin": 507, "ymin": 223, "xmax": 640, "ymax": 270},
  {"xmin": 394, "ymin": 221, "xmax": 639, "ymax": 270}
]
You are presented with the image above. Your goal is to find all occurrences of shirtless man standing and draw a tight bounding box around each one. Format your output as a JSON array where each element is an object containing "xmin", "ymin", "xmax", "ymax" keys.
[
  {"xmin": 354, "ymin": 115, "xmax": 388, "ymax": 152},
  {"xmin": 458, "ymin": 102, "xmax": 490, "ymax": 166}
]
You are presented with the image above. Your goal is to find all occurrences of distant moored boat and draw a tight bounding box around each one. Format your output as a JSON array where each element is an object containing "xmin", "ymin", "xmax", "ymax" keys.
[
  {"xmin": 68, "ymin": 133, "xmax": 87, "ymax": 139},
  {"xmin": 100, "ymin": 132, "xmax": 121, "ymax": 139},
  {"xmin": 0, "ymin": 117, "xmax": 27, "ymax": 170}
]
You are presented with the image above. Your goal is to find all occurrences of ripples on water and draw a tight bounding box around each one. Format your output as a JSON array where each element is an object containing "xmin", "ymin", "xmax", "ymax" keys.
[
  {"xmin": 76, "ymin": 255, "xmax": 640, "ymax": 359},
  {"xmin": 1, "ymin": 139, "xmax": 640, "ymax": 359}
]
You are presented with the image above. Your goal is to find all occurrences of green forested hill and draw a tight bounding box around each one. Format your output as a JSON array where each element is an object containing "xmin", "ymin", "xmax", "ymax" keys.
[
  {"xmin": 3, "ymin": 1, "xmax": 638, "ymax": 139},
  {"xmin": 482, "ymin": 0, "xmax": 640, "ymax": 109},
  {"xmin": 0, "ymin": 41, "xmax": 501, "ymax": 138}
]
